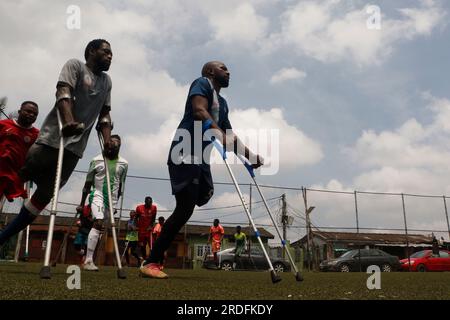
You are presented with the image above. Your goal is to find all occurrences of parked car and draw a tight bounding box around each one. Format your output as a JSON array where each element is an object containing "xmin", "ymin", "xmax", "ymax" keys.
[
  {"xmin": 319, "ymin": 249, "xmax": 400, "ymax": 272},
  {"xmin": 400, "ymin": 250, "xmax": 450, "ymax": 272},
  {"xmin": 203, "ymin": 247, "xmax": 291, "ymax": 272}
]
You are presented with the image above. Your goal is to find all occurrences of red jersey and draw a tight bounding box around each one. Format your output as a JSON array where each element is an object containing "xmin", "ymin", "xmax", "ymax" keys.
[
  {"xmin": 136, "ymin": 204, "xmax": 157, "ymax": 233},
  {"xmin": 210, "ymin": 225, "xmax": 224, "ymax": 243},
  {"xmin": 0, "ymin": 119, "xmax": 39, "ymax": 168},
  {"xmin": 0, "ymin": 119, "xmax": 39, "ymax": 200}
]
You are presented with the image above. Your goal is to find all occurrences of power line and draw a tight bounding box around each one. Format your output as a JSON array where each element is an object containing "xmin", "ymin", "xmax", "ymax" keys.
[
  {"xmin": 57, "ymin": 195, "xmax": 281, "ymax": 213},
  {"xmin": 74, "ymin": 169, "xmax": 450, "ymax": 199}
]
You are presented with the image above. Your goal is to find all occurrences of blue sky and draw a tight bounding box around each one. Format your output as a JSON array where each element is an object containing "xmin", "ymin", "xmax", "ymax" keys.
[{"xmin": 1, "ymin": 0, "xmax": 450, "ymax": 242}]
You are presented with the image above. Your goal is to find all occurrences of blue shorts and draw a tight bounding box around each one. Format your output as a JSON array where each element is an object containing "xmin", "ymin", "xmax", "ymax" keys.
[
  {"xmin": 74, "ymin": 232, "xmax": 88, "ymax": 246},
  {"xmin": 168, "ymin": 163, "xmax": 214, "ymax": 207}
]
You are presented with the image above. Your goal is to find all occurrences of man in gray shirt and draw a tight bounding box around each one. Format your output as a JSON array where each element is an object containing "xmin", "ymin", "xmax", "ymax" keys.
[{"xmin": 0, "ymin": 39, "xmax": 115, "ymax": 247}]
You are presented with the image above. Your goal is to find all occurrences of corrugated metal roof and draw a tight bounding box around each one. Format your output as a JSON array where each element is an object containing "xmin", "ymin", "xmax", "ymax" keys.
[{"xmin": 293, "ymin": 231, "xmax": 433, "ymax": 245}]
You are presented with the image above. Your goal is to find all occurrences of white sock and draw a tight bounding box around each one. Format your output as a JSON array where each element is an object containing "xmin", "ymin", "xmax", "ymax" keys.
[{"xmin": 86, "ymin": 228, "xmax": 101, "ymax": 262}]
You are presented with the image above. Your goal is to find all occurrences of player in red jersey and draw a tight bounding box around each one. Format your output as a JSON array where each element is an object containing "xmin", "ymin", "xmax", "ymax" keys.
[
  {"xmin": 0, "ymin": 101, "xmax": 39, "ymax": 202},
  {"xmin": 135, "ymin": 196, "xmax": 157, "ymax": 259}
]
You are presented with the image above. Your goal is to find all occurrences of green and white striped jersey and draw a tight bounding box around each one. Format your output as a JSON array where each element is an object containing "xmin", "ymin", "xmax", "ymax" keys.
[{"xmin": 86, "ymin": 154, "xmax": 128, "ymax": 208}]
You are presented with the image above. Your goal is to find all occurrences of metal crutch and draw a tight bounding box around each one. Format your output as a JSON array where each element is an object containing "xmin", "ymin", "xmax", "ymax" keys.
[
  {"xmin": 14, "ymin": 183, "xmax": 30, "ymax": 263},
  {"xmin": 209, "ymin": 137, "xmax": 281, "ymax": 284},
  {"xmin": 236, "ymin": 153, "xmax": 303, "ymax": 282},
  {"xmin": 40, "ymin": 110, "xmax": 65, "ymax": 279},
  {"xmin": 116, "ymin": 181, "xmax": 126, "ymax": 238},
  {"xmin": 121, "ymin": 240, "xmax": 130, "ymax": 261},
  {"xmin": 97, "ymin": 131, "xmax": 127, "ymax": 279},
  {"xmin": 51, "ymin": 208, "xmax": 80, "ymax": 266}
]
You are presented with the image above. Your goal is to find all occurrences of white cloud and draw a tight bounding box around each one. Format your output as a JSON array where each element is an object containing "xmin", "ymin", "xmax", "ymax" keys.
[
  {"xmin": 304, "ymin": 94, "xmax": 450, "ymax": 239},
  {"xmin": 124, "ymin": 116, "xmax": 180, "ymax": 167},
  {"xmin": 270, "ymin": 0, "xmax": 446, "ymax": 66},
  {"xmin": 207, "ymin": 2, "xmax": 269, "ymax": 45},
  {"xmin": 125, "ymin": 107, "xmax": 323, "ymax": 172},
  {"xmin": 209, "ymin": 192, "xmax": 250, "ymax": 208},
  {"xmin": 230, "ymin": 108, "xmax": 323, "ymax": 168},
  {"xmin": 270, "ymin": 68, "xmax": 307, "ymax": 85},
  {"xmin": 346, "ymin": 95, "xmax": 450, "ymax": 181}
]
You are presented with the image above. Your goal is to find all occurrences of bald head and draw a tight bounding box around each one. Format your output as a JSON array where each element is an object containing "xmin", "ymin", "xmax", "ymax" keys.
[
  {"xmin": 201, "ymin": 61, "xmax": 230, "ymax": 89},
  {"xmin": 201, "ymin": 61, "xmax": 223, "ymax": 77}
]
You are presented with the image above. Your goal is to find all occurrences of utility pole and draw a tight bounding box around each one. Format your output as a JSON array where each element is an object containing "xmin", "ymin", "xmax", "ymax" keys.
[
  {"xmin": 302, "ymin": 188, "xmax": 310, "ymax": 271},
  {"xmin": 281, "ymin": 194, "xmax": 287, "ymax": 259},
  {"xmin": 302, "ymin": 188, "xmax": 315, "ymax": 271},
  {"xmin": 248, "ymin": 184, "xmax": 252, "ymax": 256}
]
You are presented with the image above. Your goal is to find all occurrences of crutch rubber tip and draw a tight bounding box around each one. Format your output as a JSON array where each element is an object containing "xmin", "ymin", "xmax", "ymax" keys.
[
  {"xmin": 270, "ymin": 270, "xmax": 282, "ymax": 284},
  {"xmin": 39, "ymin": 266, "xmax": 52, "ymax": 279},
  {"xmin": 117, "ymin": 268, "xmax": 127, "ymax": 279},
  {"xmin": 295, "ymin": 272, "xmax": 304, "ymax": 282}
]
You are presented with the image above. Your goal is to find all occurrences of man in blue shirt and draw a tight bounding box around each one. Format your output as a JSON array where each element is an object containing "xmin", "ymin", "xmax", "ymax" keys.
[{"xmin": 140, "ymin": 61, "xmax": 263, "ymax": 279}]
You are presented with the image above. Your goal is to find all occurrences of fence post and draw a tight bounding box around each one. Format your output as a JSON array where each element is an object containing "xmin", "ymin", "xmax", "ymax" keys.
[
  {"xmin": 401, "ymin": 194, "xmax": 411, "ymax": 271},
  {"xmin": 443, "ymin": 196, "xmax": 450, "ymax": 242},
  {"xmin": 117, "ymin": 172, "xmax": 127, "ymax": 239},
  {"xmin": 302, "ymin": 187, "xmax": 312, "ymax": 271},
  {"xmin": 354, "ymin": 191, "xmax": 362, "ymax": 272}
]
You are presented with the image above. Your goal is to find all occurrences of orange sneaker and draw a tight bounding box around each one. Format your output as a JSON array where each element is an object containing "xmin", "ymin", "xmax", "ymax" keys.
[{"xmin": 140, "ymin": 263, "xmax": 168, "ymax": 279}]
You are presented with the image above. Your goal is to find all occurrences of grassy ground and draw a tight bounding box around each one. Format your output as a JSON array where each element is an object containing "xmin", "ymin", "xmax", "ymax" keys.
[{"xmin": 0, "ymin": 262, "xmax": 449, "ymax": 300}]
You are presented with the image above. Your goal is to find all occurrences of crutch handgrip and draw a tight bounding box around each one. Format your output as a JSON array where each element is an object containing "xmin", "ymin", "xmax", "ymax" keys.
[
  {"xmin": 235, "ymin": 153, "xmax": 255, "ymax": 178},
  {"xmin": 210, "ymin": 136, "xmax": 227, "ymax": 160}
]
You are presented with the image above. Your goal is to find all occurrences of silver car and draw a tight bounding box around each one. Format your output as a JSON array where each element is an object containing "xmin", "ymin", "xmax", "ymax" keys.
[{"xmin": 203, "ymin": 247, "xmax": 291, "ymax": 272}]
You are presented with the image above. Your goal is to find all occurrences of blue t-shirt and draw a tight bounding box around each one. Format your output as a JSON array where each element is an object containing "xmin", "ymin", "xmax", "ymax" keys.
[{"xmin": 168, "ymin": 77, "xmax": 232, "ymax": 166}]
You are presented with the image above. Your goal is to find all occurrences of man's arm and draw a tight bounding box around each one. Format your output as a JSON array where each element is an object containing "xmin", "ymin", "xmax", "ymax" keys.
[
  {"xmin": 76, "ymin": 180, "xmax": 92, "ymax": 213},
  {"xmin": 192, "ymin": 96, "xmax": 263, "ymax": 168},
  {"xmin": 207, "ymin": 229, "xmax": 212, "ymax": 243},
  {"xmin": 55, "ymin": 84, "xmax": 85, "ymax": 137},
  {"xmin": 76, "ymin": 161, "xmax": 95, "ymax": 212},
  {"xmin": 151, "ymin": 206, "xmax": 157, "ymax": 227},
  {"xmin": 118, "ymin": 164, "xmax": 127, "ymax": 199},
  {"xmin": 192, "ymin": 95, "xmax": 228, "ymax": 146},
  {"xmin": 96, "ymin": 105, "xmax": 113, "ymax": 153}
]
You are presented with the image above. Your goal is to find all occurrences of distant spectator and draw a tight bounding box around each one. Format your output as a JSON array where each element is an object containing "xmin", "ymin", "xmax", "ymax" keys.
[
  {"xmin": 124, "ymin": 210, "xmax": 141, "ymax": 267},
  {"xmin": 208, "ymin": 219, "xmax": 224, "ymax": 268},
  {"xmin": 233, "ymin": 225, "xmax": 246, "ymax": 270},
  {"xmin": 432, "ymin": 234, "xmax": 439, "ymax": 256},
  {"xmin": 136, "ymin": 196, "xmax": 157, "ymax": 259}
]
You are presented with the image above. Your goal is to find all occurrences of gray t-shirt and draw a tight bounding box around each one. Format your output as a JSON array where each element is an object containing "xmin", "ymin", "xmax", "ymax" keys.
[{"xmin": 36, "ymin": 59, "xmax": 112, "ymax": 158}]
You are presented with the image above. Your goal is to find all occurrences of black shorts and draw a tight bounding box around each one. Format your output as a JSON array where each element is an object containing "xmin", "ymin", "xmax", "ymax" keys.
[
  {"xmin": 19, "ymin": 143, "xmax": 79, "ymax": 201},
  {"xmin": 168, "ymin": 163, "xmax": 214, "ymax": 207}
]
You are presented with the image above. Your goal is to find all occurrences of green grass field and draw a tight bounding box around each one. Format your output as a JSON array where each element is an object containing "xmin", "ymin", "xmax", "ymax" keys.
[{"xmin": 0, "ymin": 262, "xmax": 449, "ymax": 300}]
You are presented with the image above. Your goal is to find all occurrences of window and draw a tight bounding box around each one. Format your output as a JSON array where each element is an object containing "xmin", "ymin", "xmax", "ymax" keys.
[
  {"xmin": 355, "ymin": 250, "xmax": 370, "ymax": 257},
  {"xmin": 369, "ymin": 250, "xmax": 382, "ymax": 256},
  {"xmin": 438, "ymin": 251, "xmax": 449, "ymax": 258},
  {"xmin": 251, "ymin": 247, "xmax": 263, "ymax": 256},
  {"xmin": 410, "ymin": 251, "xmax": 429, "ymax": 258},
  {"xmin": 195, "ymin": 244, "xmax": 211, "ymax": 259}
]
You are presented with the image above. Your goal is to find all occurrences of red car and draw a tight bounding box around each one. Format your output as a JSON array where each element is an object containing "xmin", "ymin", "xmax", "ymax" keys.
[{"xmin": 400, "ymin": 250, "xmax": 450, "ymax": 272}]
